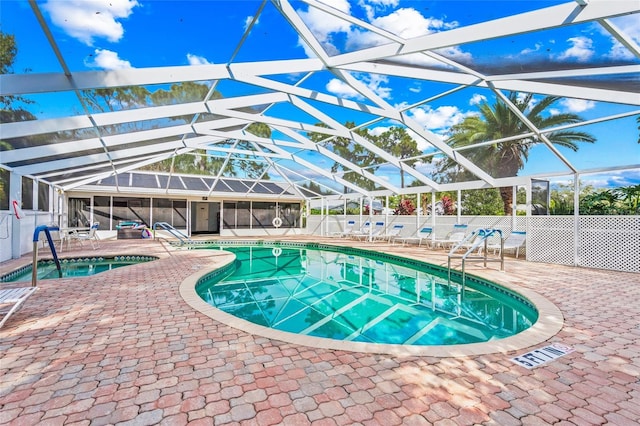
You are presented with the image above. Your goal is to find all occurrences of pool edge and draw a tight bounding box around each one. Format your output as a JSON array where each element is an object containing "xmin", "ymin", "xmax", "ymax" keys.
[{"xmin": 179, "ymin": 242, "xmax": 564, "ymax": 357}]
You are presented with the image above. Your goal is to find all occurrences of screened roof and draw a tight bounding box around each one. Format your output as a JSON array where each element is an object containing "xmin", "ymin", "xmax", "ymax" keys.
[{"xmin": 1, "ymin": 0, "xmax": 639, "ymax": 200}]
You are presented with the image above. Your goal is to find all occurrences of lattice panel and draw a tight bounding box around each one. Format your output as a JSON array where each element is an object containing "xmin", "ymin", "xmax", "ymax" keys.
[
  {"xmin": 579, "ymin": 216, "xmax": 640, "ymax": 273},
  {"xmin": 527, "ymin": 217, "xmax": 575, "ymax": 265},
  {"xmin": 308, "ymin": 214, "xmax": 638, "ymax": 272}
]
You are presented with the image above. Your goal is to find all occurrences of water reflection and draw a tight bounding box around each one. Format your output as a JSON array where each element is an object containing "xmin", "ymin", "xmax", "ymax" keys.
[{"xmin": 196, "ymin": 246, "xmax": 536, "ymax": 346}]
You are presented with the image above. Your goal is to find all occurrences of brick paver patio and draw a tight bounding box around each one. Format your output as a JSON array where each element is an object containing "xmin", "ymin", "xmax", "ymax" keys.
[{"xmin": 1, "ymin": 237, "xmax": 638, "ymax": 425}]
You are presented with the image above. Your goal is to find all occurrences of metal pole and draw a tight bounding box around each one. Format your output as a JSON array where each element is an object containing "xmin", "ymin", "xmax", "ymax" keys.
[{"xmin": 31, "ymin": 242, "xmax": 38, "ymax": 287}]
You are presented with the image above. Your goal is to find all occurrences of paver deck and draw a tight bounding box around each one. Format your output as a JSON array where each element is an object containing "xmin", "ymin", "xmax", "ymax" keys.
[{"xmin": 1, "ymin": 237, "xmax": 638, "ymax": 425}]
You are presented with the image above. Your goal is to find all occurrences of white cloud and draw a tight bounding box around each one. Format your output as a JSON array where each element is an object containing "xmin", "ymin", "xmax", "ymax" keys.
[
  {"xmin": 408, "ymin": 83, "xmax": 421, "ymax": 93},
  {"xmin": 604, "ymin": 15, "xmax": 640, "ymax": 60},
  {"xmin": 85, "ymin": 49, "xmax": 131, "ymax": 69},
  {"xmin": 558, "ymin": 36, "xmax": 594, "ymax": 62},
  {"xmin": 358, "ymin": 0, "xmax": 399, "ymax": 21},
  {"xmin": 187, "ymin": 54, "xmax": 211, "ymax": 66},
  {"xmin": 43, "ymin": 0, "xmax": 139, "ymax": 45},
  {"xmin": 347, "ymin": 8, "xmax": 458, "ymax": 50},
  {"xmin": 297, "ymin": 0, "xmax": 351, "ymax": 54},
  {"xmin": 408, "ymin": 105, "xmax": 470, "ymax": 132},
  {"xmin": 325, "ymin": 74, "xmax": 392, "ymax": 100},
  {"xmin": 326, "ymin": 78, "xmax": 362, "ymax": 99},
  {"xmin": 520, "ymin": 43, "xmax": 543, "ymax": 55},
  {"xmin": 559, "ymin": 98, "xmax": 595, "ymax": 113},
  {"xmin": 243, "ymin": 15, "xmax": 259, "ymax": 32},
  {"xmin": 469, "ymin": 94, "xmax": 486, "ymax": 106}
]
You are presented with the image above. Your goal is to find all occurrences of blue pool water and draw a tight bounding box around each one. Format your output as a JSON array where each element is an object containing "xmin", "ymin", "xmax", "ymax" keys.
[
  {"xmin": 1, "ymin": 256, "xmax": 158, "ymax": 282},
  {"xmin": 195, "ymin": 243, "xmax": 537, "ymax": 346}
]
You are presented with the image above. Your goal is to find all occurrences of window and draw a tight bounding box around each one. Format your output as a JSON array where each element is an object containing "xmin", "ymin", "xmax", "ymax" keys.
[
  {"xmin": 153, "ymin": 198, "xmax": 187, "ymax": 228},
  {"xmin": 252, "ymin": 202, "xmax": 276, "ymax": 228},
  {"xmin": 280, "ymin": 203, "xmax": 301, "ymax": 228},
  {"xmin": 69, "ymin": 198, "xmax": 91, "ymax": 227},
  {"xmin": 21, "ymin": 177, "xmax": 33, "ymax": 210},
  {"xmin": 113, "ymin": 197, "xmax": 150, "ymax": 226},
  {"xmin": 0, "ymin": 169, "xmax": 8, "ymax": 210},
  {"xmin": 37, "ymin": 181, "xmax": 49, "ymax": 212}
]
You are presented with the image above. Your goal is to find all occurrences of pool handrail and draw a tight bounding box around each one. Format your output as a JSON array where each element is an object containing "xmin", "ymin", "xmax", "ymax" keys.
[
  {"xmin": 447, "ymin": 228, "xmax": 504, "ymax": 288},
  {"xmin": 32, "ymin": 225, "xmax": 63, "ymax": 286},
  {"xmin": 152, "ymin": 222, "xmax": 192, "ymax": 244}
]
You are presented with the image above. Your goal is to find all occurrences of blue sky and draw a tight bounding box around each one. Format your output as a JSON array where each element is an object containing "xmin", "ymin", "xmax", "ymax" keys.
[{"xmin": 3, "ymin": 0, "xmax": 639, "ymax": 190}]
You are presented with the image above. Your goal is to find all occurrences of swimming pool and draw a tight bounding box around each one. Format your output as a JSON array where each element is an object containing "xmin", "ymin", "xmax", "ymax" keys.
[
  {"xmin": 191, "ymin": 242, "xmax": 543, "ymax": 353},
  {"xmin": 1, "ymin": 255, "xmax": 158, "ymax": 282}
]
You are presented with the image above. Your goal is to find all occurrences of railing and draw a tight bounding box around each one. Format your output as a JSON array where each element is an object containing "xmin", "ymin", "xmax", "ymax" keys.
[
  {"xmin": 447, "ymin": 228, "xmax": 504, "ymax": 288},
  {"xmin": 32, "ymin": 225, "xmax": 62, "ymax": 286},
  {"xmin": 152, "ymin": 222, "xmax": 192, "ymax": 244}
]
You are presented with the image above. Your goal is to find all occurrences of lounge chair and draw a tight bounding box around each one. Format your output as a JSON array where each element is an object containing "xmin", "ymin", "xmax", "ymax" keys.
[
  {"xmin": 349, "ymin": 221, "xmax": 371, "ymax": 239},
  {"xmin": 486, "ymin": 231, "xmax": 526, "ymax": 258},
  {"xmin": 395, "ymin": 227, "xmax": 433, "ymax": 246},
  {"xmin": 354, "ymin": 221, "xmax": 385, "ymax": 241},
  {"xmin": 432, "ymin": 224, "xmax": 468, "ymax": 250},
  {"xmin": 0, "ymin": 287, "xmax": 38, "ymax": 328},
  {"xmin": 375, "ymin": 224, "xmax": 404, "ymax": 242},
  {"xmin": 333, "ymin": 220, "xmax": 356, "ymax": 238}
]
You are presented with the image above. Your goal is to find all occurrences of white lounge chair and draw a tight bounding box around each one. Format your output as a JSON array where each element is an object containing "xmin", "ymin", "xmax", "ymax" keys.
[
  {"xmin": 486, "ymin": 231, "xmax": 526, "ymax": 258},
  {"xmin": 354, "ymin": 221, "xmax": 385, "ymax": 241},
  {"xmin": 349, "ymin": 221, "xmax": 371, "ymax": 239},
  {"xmin": 376, "ymin": 224, "xmax": 404, "ymax": 242},
  {"xmin": 0, "ymin": 287, "xmax": 38, "ymax": 328},
  {"xmin": 333, "ymin": 220, "xmax": 356, "ymax": 238},
  {"xmin": 396, "ymin": 227, "xmax": 433, "ymax": 246},
  {"xmin": 432, "ymin": 224, "xmax": 468, "ymax": 250}
]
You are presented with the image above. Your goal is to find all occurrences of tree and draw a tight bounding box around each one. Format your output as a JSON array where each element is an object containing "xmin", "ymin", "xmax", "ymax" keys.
[
  {"xmin": 1, "ymin": 31, "xmax": 38, "ymax": 209},
  {"xmin": 0, "ymin": 31, "xmax": 36, "ymax": 124},
  {"xmin": 461, "ymin": 188, "xmax": 504, "ymax": 215},
  {"xmin": 307, "ymin": 121, "xmax": 382, "ymax": 192},
  {"xmin": 439, "ymin": 92, "xmax": 596, "ymax": 214},
  {"xmin": 376, "ymin": 126, "xmax": 421, "ymax": 188}
]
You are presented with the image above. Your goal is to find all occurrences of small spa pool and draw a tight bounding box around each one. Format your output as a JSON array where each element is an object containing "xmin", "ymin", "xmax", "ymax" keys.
[
  {"xmin": 1, "ymin": 256, "xmax": 158, "ymax": 282},
  {"xmin": 193, "ymin": 242, "xmax": 539, "ymax": 350}
]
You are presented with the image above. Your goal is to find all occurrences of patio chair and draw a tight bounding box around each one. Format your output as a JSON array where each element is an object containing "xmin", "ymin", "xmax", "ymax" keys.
[
  {"xmin": 349, "ymin": 221, "xmax": 371, "ymax": 239},
  {"xmin": 0, "ymin": 287, "xmax": 38, "ymax": 328},
  {"xmin": 68, "ymin": 222, "xmax": 100, "ymax": 249},
  {"xmin": 486, "ymin": 231, "xmax": 526, "ymax": 258},
  {"xmin": 432, "ymin": 224, "xmax": 468, "ymax": 250},
  {"xmin": 354, "ymin": 221, "xmax": 385, "ymax": 241},
  {"xmin": 333, "ymin": 220, "xmax": 356, "ymax": 238},
  {"xmin": 374, "ymin": 223, "xmax": 404, "ymax": 242},
  {"xmin": 395, "ymin": 227, "xmax": 433, "ymax": 246}
]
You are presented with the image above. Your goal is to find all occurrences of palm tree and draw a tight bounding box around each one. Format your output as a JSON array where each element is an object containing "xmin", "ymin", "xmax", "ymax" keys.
[{"xmin": 439, "ymin": 92, "xmax": 596, "ymax": 214}]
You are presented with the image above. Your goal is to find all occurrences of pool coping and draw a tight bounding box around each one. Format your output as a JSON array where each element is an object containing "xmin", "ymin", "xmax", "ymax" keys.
[
  {"xmin": 179, "ymin": 241, "xmax": 564, "ymax": 357},
  {"xmin": 0, "ymin": 254, "xmax": 160, "ymax": 282}
]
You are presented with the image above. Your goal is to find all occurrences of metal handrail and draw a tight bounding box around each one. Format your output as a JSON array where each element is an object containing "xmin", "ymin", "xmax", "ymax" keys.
[
  {"xmin": 447, "ymin": 228, "xmax": 504, "ymax": 288},
  {"xmin": 32, "ymin": 225, "xmax": 63, "ymax": 286},
  {"xmin": 152, "ymin": 222, "xmax": 192, "ymax": 244}
]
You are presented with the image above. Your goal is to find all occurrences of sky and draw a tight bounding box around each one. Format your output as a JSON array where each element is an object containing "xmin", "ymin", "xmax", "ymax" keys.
[{"xmin": 2, "ymin": 0, "xmax": 639, "ymax": 190}]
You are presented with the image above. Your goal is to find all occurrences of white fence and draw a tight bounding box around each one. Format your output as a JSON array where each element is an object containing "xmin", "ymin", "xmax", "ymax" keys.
[{"xmin": 306, "ymin": 215, "xmax": 640, "ymax": 273}]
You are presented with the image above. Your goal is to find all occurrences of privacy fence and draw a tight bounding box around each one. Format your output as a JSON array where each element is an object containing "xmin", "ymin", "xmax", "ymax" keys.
[{"xmin": 306, "ymin": 215, "xmax": 640, "ymax": 273}]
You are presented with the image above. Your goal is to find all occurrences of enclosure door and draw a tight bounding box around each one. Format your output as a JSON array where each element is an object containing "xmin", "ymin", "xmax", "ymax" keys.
[
  {"xmin": 191, "ymin": 202, "xmax": 220, "ymax": 233},
  {"xmin": 194, "ymin": 203, "xmax": 209, "ymax": 232}
]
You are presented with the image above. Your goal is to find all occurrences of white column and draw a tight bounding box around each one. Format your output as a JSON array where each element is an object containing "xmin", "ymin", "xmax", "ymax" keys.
[{"xmin": 10, "ymin": 172, "xmax": 22, "ymax": 259}]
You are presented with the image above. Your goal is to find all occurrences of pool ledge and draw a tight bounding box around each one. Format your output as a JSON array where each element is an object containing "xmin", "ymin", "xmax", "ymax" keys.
[{"xmin": 179, "ymin": 249, "xmax": 564, "ymax": 358}]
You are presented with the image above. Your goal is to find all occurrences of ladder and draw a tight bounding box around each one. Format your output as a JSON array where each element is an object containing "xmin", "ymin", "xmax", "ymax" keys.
[
  {"xmin": 447, "ymin": 228, "xmax": 504, "ymax": 288},
  {"xmin": 152, "ymin": 222, "xmax": 192, "ymax": 245}
]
